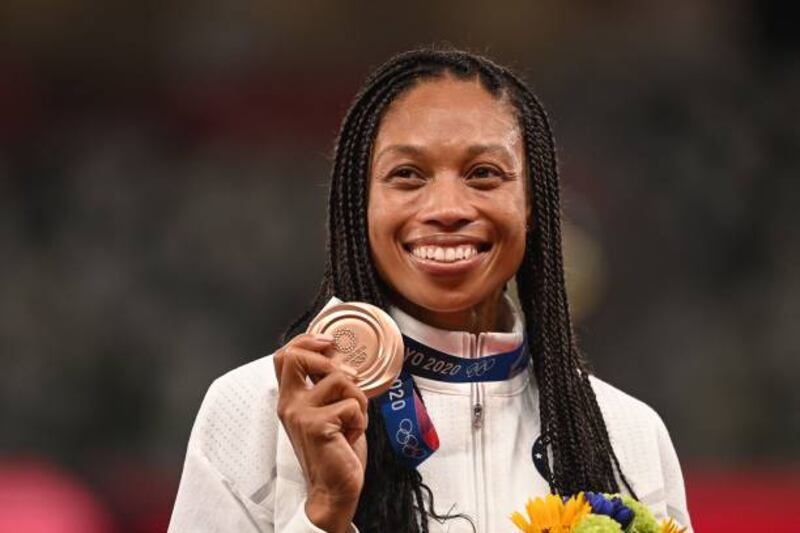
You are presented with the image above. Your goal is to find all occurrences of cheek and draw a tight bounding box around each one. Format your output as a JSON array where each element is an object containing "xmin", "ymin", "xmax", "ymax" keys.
[
  {"xmin": 366, "ymin": 184, "xmax": 383, "ymax": 241},
  {"xmin": 366, "ymin": 202, "xmax": 407, "ymax": 290},
  {"xmin": 499, "ymin": 196, "xmax": 529, "ymax": 263},
  {"xmin": 367, "ymin": 186, "xmax": 415, "ymax": 240},
  {"xmin": 366, "ymin": 209, "xmax": 382, "ymax": 263},
  {"xmin": 367, "ymin": 201, "xmax": 389, "ymax": 242},
  {"xmin": 500, "ymin": 189, "xmax": 529, "ymax": 233},
  {"xmin": 366, "ymin": 194, "xmax": 402, "ymax": 266}
]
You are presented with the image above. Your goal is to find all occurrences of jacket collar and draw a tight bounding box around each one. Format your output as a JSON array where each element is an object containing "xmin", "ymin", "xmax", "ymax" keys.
[
  {"xmin": 388, "ymin": 292, "xmax": 532, "ymax": 396},
  {"xmin": 387, "ymin": 292, "xmax": 525, "ymax": 360}
]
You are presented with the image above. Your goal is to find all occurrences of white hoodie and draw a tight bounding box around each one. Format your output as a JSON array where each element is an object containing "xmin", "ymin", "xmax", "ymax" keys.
[{"xmin": 168, "ymin": 295, "xmax": 693, "ymax": 532}]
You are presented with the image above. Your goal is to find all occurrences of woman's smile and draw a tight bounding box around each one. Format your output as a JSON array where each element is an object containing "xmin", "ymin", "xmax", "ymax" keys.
[{"xmin": 403, "ymin": 235, "xmax": 491, "ymax": 276}]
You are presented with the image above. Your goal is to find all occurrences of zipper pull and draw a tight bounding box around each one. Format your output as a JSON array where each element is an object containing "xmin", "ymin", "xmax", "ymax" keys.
[{"xmin": 472, "ymin": 403, "xmax": 484, "ymax": 429}]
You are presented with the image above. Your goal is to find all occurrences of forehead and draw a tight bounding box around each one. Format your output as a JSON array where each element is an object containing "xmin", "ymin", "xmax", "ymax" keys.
[{"xmin": 372, "ymin": 75, "xmax": 521, "ymax": 154}]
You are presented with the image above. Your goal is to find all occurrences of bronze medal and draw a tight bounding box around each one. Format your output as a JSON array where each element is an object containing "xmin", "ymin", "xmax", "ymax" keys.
[{"xmin": 307, "ymin": 301, "xmax": 404, "ymax": 398}]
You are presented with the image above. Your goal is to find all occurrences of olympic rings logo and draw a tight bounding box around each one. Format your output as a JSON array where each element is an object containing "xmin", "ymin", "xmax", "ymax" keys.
[
  {"xmin": 395, "ymin": 418, "xmax": 425, "ymax": 458},
  {"xmin": 465, "ymin": 358, "xmax": 496, "ymax": 378}
]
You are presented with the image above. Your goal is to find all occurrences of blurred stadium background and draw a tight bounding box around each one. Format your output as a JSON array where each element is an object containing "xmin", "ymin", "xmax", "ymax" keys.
[{"xmin": 1, "ymin": 1, "xmax": 798, "ymax": 531}]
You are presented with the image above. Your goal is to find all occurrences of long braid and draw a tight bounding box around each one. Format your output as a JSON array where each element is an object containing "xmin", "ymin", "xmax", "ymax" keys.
[
  {"xmin": 281, "ymin": 45, "xmax": 636, "ymax": 532},
  {"xmin": 535, "ymin": 105, "xmax": 592, "ymax": 491},
  {"xmin": 504, "ymin": 70, "xmax": 638, "ymax": 497}
]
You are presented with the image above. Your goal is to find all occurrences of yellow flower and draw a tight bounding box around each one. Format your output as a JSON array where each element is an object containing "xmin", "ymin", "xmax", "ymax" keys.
[
  {"xmin": 510, "ymin": 493, "xmax": 592, "ymax": 533},
  {"xmin": 660, "ymin": 517, "xmax": 688, "ymax": 533}
]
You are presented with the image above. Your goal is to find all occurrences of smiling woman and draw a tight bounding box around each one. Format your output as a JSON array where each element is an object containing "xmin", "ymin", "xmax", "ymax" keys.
[
  {"xmin": 168, "ymin": 47, "xmax": 693, "ymax": 533},
  {"xmin": 368, "ymin": 75, "xmax": 529, "ymax": 333}
]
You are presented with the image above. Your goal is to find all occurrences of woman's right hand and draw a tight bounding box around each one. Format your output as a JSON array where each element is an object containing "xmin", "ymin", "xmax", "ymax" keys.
[{"xmin": 274, "ymin": 332, "xmax": 369, "ymax": 533}]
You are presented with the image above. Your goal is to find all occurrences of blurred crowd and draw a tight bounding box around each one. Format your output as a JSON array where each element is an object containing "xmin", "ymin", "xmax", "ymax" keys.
[{"xmin": 1, "ymin": 1, "xmax": 797, "ymax": 531}]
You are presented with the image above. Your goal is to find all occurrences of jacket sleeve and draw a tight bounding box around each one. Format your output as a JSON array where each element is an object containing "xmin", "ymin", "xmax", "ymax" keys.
[
  {"xmin": 655, "ymin": 415, "xmax": 693, "ymax": 533},
  {"xmin": 168, "ymin": 446, "xmax": 272, "ymax": 532},
  {"xmin": 167, "ymin": 368, "xmax": 359, "ymax": 532},
  {"xmin": 167, "ymin": 447, "xmax": 352, "ymax": 532}
]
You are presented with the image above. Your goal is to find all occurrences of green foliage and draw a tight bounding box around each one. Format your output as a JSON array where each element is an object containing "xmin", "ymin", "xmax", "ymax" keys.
[
  {"xmin": 617, "ymin": 495, "xmax": 659, "ymax": 533},
  {"xmin": 574, "ymin": 514, "xmax": 624, "ymax": 533}
]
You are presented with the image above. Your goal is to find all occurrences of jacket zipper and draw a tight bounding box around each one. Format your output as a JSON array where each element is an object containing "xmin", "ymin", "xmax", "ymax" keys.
[{"xmin": 471, "ymin": 332, "xmax": 487, "ymax": 532}]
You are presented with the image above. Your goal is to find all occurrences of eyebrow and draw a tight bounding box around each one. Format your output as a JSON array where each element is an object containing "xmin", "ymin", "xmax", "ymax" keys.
[{"xmin": 374, "ymin": 143, "xmax": 515, "ymax": 165}]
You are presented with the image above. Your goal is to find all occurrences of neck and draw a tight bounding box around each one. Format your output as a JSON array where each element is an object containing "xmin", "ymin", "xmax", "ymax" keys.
[{"xmin": 391, "ymin": 288, "xmax": 509, "ymax": 335}]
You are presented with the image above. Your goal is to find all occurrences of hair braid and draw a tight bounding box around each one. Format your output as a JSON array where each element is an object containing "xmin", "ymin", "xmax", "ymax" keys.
[
  {"xmin": 505, "ymin": 70, "xmax": 638, "ymax": 497},
  {"xmin": 281, "ymin": 45, "xmax": 636, "ymax": 532}
]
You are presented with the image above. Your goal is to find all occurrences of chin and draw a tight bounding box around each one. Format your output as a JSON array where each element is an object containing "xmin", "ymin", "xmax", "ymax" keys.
[{"xmin": 406, "ymin": 286, "xmax": 493, "ymax": 313}]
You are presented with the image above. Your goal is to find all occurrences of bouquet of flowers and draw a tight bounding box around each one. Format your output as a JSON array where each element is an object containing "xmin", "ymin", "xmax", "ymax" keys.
[{"xmin": 510, "ymin": 492, "xmax": 687, "ymax": 533}]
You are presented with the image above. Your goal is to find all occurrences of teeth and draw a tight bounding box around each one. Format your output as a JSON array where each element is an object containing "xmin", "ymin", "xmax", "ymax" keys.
[{"xmin": 409, "ymin": 244, "xmax": 481, "ymax": 263}]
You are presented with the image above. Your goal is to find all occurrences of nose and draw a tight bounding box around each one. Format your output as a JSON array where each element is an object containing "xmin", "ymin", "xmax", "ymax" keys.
[{"xmin": 417, "ymin": 175, "xmax": 478, "ymax": 229}]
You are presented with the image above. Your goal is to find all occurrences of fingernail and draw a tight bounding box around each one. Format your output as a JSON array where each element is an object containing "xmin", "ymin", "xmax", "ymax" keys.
[
  {"xmin": 315, "ymin": 333, "xmax": 335, "ymax": 342},
  {"xmin": 339, "ymin": 364, "xmax": 358, "ymax": 379}
]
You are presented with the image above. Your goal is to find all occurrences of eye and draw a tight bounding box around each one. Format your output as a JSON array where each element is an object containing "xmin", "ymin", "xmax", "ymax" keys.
[
  {"xmin": 468, "ymin": 165, "xmax": 505, "ymax": 181},
  {"xmin": 386, "ymin": 166, "xmax": 426, "ymax": 188},
  {"xmin": 392, "ymin": 167, "xmax": 421, "ymax": 179}
]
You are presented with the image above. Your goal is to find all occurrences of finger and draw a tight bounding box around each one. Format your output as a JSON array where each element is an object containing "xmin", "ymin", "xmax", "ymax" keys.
[
  {"xmin": 306, "ymin": 371, "xmax": 367, "ymax": 412},
  {"xmin": 292, "ymin": 332, "xmax": 335, "ymax": 350},
  {"xmin": 279, "ymin": 346, "xmax": 339, "ymax": 392},
  {"xmin": 351, "ymin": 407, "xmax": 371, "ymax": 446},
  {"xmin": 274, "ymin": 333, "xmax": 335, "ymax": 386},
  {"xmin": 317, "ymin": 398, "xmax": 368, "ymax": 445}
]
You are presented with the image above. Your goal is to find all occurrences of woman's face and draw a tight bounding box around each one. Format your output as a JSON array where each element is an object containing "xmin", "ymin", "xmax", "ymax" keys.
[{"xmin": 367, "ymin": 74, "xmax": 529, "ymax": 324}]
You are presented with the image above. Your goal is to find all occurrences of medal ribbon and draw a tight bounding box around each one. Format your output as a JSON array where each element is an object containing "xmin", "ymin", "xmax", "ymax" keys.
[
  {"xmin": 402, "ymin": 335, "xmax": 529, "ymax": 382},
  {"xmin": 376, "ymin": 334, "xmax": 528, "ymax": 468}
]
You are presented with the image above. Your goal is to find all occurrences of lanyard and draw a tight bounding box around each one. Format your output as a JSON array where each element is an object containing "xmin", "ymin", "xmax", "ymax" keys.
[
  {"xmin": 376, "ymin": 334, "xmax": 528, "ymax": 468},
  {"xmin": 402, "ymin": 335, "xmax": 529, "ymax": 383}
]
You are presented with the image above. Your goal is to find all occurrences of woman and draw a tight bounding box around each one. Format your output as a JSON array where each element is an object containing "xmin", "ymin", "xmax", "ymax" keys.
[{"xmin": 168, "ymin": 47, "xmax": 692, "ymax": 532}]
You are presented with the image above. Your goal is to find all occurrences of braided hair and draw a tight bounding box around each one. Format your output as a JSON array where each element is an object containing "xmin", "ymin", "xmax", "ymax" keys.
[{"xmin": 281, "ymin": 45, "xmax": 636, "ymax": 533}]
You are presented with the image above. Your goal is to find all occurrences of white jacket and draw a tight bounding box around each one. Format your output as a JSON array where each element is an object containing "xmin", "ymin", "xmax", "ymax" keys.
[{"xmin": 169, "ymin": 295, "xmax": 693, "ymax": 532}]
